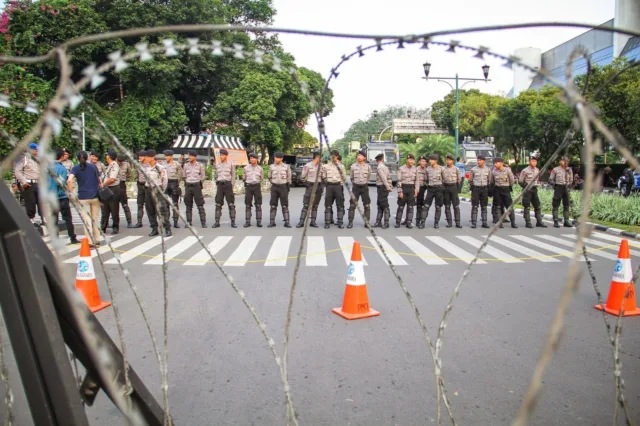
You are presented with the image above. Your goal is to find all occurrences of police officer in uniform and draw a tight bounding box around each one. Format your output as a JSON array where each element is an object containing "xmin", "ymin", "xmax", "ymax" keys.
[
  {"xmin": 116, "ymin": 154, "xmax": 133, "ymax": 228},
  {"xmin": 14, "ymin": 143, "xmax": 43, "ymax": 225},
  {"xmin": 443, "ymin": 154, "xmax": 462, "ymax": 228},
  {"xmin": 549, "ymin": 156, "xmax": 574, "ymax": 228},
  {"xmin": 267, "ymin": 152, "xmax": 292, "ymax": 227},
  {"xmin": 296, "ymin": 152, "xmax": 323, "ymax": 228},
  {"xmin": 414, "ymin": 156, "xmax": 428, "ymax": 227},
  {"xmin": 163, "ymin": 150, "xmax": 183, "ymax": 228},
  {"xmin": 61, "ymin": 148, "xmax": 74, "ymax": 172},
  {"xmin": 133, "ymin": 150, "xmax": 149, "ymax": 228},
  {"xmin": 322, "ymin": 150, "xmax": 346, "ymax": 229},
  {"xmin": 374, "ymin": 153, "xmax": 393, "ymax": 228},
  {"xmin": 213, "ymin": 148, "xmax": 236, "ymax": 228},
  {"xmin": 491, "ymin": 158, "xmax": 518, "ymax": 228},
  {"xmin": 519, "ymin": 156, "xmax": 547, "ymax": 228},
  {"xmin": 396, "ymin": 154, "xmax": 417, "ymax": 229},
  {"xmin": 90, "ymin": 152, "xmax": 106, "ymax": 179},
  {"xmin": 101, "ymin": 151, "xmax": 121, "ymax": 234},
  {"xmin": 243, "ymin": 153, "xmax": 263, "ymax": 227},
  {"xmin": 145, "ymin": 149, "xmax": 171, "ymax": 237},
  {"xmin": 348, "ymin": 150, "xmax": 372, "ymax": 228},
  {"xmin": 470, "ymin": 154, "xmax": 493, "ymax": 228},
  {"xmin": 421, "ymin": 154, "xmax": 445, "ymax": 229},
  {"xmin": 183, "ymin": 150, "xmax": 207, "ymax": 227}
]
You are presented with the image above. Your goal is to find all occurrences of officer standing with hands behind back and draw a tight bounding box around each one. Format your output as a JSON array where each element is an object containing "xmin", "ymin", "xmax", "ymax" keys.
[
  {"xmin": 116, "ymin": 154, "xmax": 133, "ymax": 228},
  {"xmin": 374, "ymin": 153, "xmax": 394, "ymax": 228},
  {"xmin": 268, "ymin": 152, "xmax": 292, "ymax": 228},
  {"xmin": 163, "ymin": 150, "xmax": 183, "ymax": 228},
  {"xmin": 243, "ymin": 153, "xmax": 263, "ymax": 228},
  {"xmin": 133, "ymin": 150, "xmax": 149, "ymax": 228},
  {"xmin": 347, "ymin": 150, "xmax": 372, "ymax": 228},
  {"xmin": 469, "ymin": 154, "xmax": 493, "ymax": 229},
  {"xmin": 421, "ymin": 154, "xmax": 445, "ymax": 229},
  {"xmin": 322, "ymin": 150, "xmax": 347, "ymax": 229},
  {"xmin": 549, "ymin": 156, "xmax": 574, "ymax": 228},
  {"xmin": 519, "ymin": 156, "xmax": 547, "ymax": 229},
  {"xmin": 296, "ymin": 152, "xmax": 323, "ymax": 228},
  {"xmin": 183, "ymin": 150, "xmax": 207, "ymax": 227},
  {"xmin": 145, "ymin": 149, "xmax": 171, "ymax": 237},
  {"xmin": 396, "ymin": 154, "xmax": 417, "ymax": 229},
  {"xmin": 491, "ymin": 158, "xmax": 518, "ymax": 228},
  {"xmin": 443, "ymin": 154, "xmax": 462, "ymax": 228},
  {"xmin": 213, "ymin": 148, "xmax": 236, "ymax": 228}
]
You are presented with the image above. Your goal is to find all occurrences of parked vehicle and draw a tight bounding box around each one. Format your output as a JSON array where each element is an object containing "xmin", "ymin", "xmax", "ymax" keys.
[
  {"xmin": 361, "ymin": 141, "xmax": 400, "ymax": 184},
  {"xmin": 618, "ymin": 169, "xmax": 640, "ymax": 196}
]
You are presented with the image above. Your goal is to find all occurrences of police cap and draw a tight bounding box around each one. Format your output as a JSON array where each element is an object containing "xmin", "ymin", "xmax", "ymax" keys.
[
  {"xmin": 107, "ymin": 150, "xmax": 117, "ymax": 161},
  {"xmin": 375, "ymin": 153, "xmax": 384, "ymax": 161},
  {"xmin": 163, "ymin": 149, "xmax": 174, "ymax": 156},
  {"xmin": 219, "ymin": 148, "xmax": 229, "ymax": 155},
  {"xmin": 116, "ymin": 154, "xmax": 127, "ymax": 162},
  {"xmin": 529, "ymin": 155, "xmax": 538, "ymax": 161},
  {"xmin": 419, "ymin": 156, "xmax": 428, "ymax": 161},
  {"xmin": 406, "ymin": 154, "xmax": 415, "ymax": 160},
  {"xmin": 494, "ymin": 157, "xmax": 503, "ymax": 163},
  {"xmin": 429, "ymin": 154, "xmax": 439, "ymax": 161},
  {"xmin": 357, "ymin": 150, "xmax": 366, "ymax": 157},
  {"xmin": 477, "ymin": 155, "xmax": 486, "ymax": 161},
  {"xmin": 249, "ymin": 153, "xmax": 259, "ymax": 159},
  {"xmin": 138, "ymin": 150, "xmax": 147, "ymax": 157},
  {"xmin": 90, "ymin": 151, "xmax": 100, "ymax": 157},
  {"xmin": 330, "ymin": 149, "xmax": 339, "ymax": 157},
  {"xmin": 146, "ymin": 149, "xmax": 156, "ymax": 157},
  {"xmin": 188, "ymin": 150, "xmax": 197, "ymax": 157},
  {"xmin": 446, "ymin": 154, "xmax": 455, "ymax": 161},
  {"xmin": 274, "ymin": 151, "xmax": 284, "ymax": 158}
]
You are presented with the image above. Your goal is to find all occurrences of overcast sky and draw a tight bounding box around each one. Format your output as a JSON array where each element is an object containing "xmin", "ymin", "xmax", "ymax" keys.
[{"xmin": 272, "ymin": 0, "xmax": 615, "ymax": 141}]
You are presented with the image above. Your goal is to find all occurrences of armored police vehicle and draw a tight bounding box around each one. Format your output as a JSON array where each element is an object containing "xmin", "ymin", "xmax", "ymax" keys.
[
  {"xmin": 361, "ymin": 141, "xmax": 400, "ymax": 184},
  {"xmin": 459, "ymin": 139, "xmax": 496, "ymax": 171}
]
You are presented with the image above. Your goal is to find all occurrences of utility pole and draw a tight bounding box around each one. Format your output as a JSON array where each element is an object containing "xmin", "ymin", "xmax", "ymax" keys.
[{"xmin": 81, "ymin": 112, "xmax": 86, "ymax": 151}]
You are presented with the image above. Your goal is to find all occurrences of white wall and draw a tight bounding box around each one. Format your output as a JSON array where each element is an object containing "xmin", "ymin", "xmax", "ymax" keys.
[
  {"xmin": 512, "ymin": 47, "xmax": 542, "ymax": 96},
  {"xmin": 614, "ymin": 0, "xmax": 640, "ymax": 57}
]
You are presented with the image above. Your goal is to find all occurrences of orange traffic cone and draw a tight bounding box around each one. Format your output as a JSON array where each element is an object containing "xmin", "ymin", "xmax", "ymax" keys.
[
  {"xmin": 595, "ymin": 239, "xmax": 640, "ymax": 317},
  {"xmin": 332, "ymin": 241, "xmax": 380, "ymax": 320},
  {"xmin": 75, "ymin": 238, "xmax": 111, "ymax": 313}
]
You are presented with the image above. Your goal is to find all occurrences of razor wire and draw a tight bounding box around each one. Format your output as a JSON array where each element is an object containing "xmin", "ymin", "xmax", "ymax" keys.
[{"xmin": 0, "ymin": 21, "xmax": 639, "ymax": 426}]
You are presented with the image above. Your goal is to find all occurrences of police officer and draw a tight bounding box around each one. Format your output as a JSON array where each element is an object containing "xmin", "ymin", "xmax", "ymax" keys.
[
  {"xmin": 348, "ymin": 150, "xmax": 372, "ymax": 228},
  {"xmin": 213, "ymin": 148, "xmax": 236, "ymax": 228},
  {"xmin": 163, "ymin": 150, "xmax": 183, "ymax": 228},
  {"xmin": 470, "ymin": 154, "xmax": 493, "ymax": 229},
  {"xmin": 421, "ymin": 154, "xmax": 445, "ymax": 229},
  {"xmin": 414, "ymin": 156, "xmax": 428, "ymax": 227},
  {"xmin": 243, "ymin": 153, "xmax": 263, "ymax": 227},
  {"xmin": 101, "ymin": 151, "xmax": 121, "ymax": 234},
  {"xmin": 296, "ymin": 151, "xmax": 323, "ymax": 228},
  {"xmin": 519, "ymin": 156, "xmax": 547, "ymax": 228},
  {"xmin": 374, "ymin": 153, "xmax": 393, "ymax": 228},
  {"xmin": 491, "ymin": 163, "xmax": 511, "ymax": 224},
  {"xmin": 14, "ymin": 143, "xmax": 43, "ymax": 225},
  {"xmin": 549, "ymin": 156, "xmax": 574, "ymax": 228},
  {"xmin": 267, "ymin": 152, "xmax": 292, "ymax": 227},
  {"xmin": 491, "ymin": 158, "xmax": 518, "ymax": 228},
  {"xmin": 61, "ymin": 148, "xmax": 74, "ymax": 172},
  {"xmin": 132, "ymin": 150, "xmax": 149, "ymax": 228},
  {"xmin": 396, "ymin": 154, "xmax": 417, "ymax": 229},
  {"xmin": 145, "ymin": 149, "xmax": 171, "ymax": 237},
  {"xmin": 322, "ymin": 150, "xmax": 346, "ymax": 229},
  {"xmin": 183, "ymin": 150, "xmax": 207, "ymax": 227},
  {"xmin": 116, "ymin": 154, "xmax": 133, "ymax": 228},
  {"xmin": 443, "ymin": 154, "xmax": 462, "ymax": 228},
  {"xmin": 90, "ymin": 152, "xmax": 106, "ymax": 179}
]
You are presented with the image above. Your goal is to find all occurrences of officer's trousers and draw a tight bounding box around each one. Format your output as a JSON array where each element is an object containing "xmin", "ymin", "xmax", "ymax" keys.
[
  {"xmin": 324, "ymin": 182, "xmax": 344, "ymax": 225},
  {"xmin": 245, "ymin": 183, "xmax": 263, "ymax": 224},
  {"xmin": 552, "ymin": 185, "xmax": 571, "ymax": 223},
  {"xmin": 492, "ymin": 186, "xmax": 516, "ymax": 226},
  {"xmin": 471, "ymin": 185, "xmax": 489, "ymax": 225},
  {"xmin": 145, "ymin": 186, "xmax": 170, "ymax": 231},
  {"xmin": 119, "ymin": 181, "xmax": 132, "ymax": 225},
  {"xmin": 421, "ymin": 185, "xmax": 444, "ymax": 226},
  {"xmin": 522, "ymin": 186, "xmax": 543, "ymax": 225},
  {"xmin": 443, "ymin": 183, "xmax": 461, "ymax": 226},
  {"xmin": 396, "ymin": 184, "xmax": 415, "ymax": 226},
  {"xmin": 415, "ymin": 185, "xmax": 426, "ymax": 224},
  {"xmin": 269, "ymin": 183, "xmax": 289, "ymax": 224},
  {"xmin": 22, "ymin": 182, "xmax": 42, "ymax": 220},
  {"xmin": 166, "ymin": 179, "xmax": 180, "ymax": 223},
  {"xmin": 348, "ymin": 183, "xmax": 371, "ymax": 225},
  {"xmin": 135, "ymin": 182, "xmax": 146, "ymax": 224},
  {"xmin": 101, "ymin": 185, "xmax": 121, "ymax": 231},
  {"xmin": 375, "ymin": 185, "xmax": 390, "ymax": 226},
  {"xmin": 184, "ymin": 183, "xmax": 206, "ymax": 225},
  {"xmin": 299, "ymin": 182, "xmax": 323, "ymax": 224},
  {"xmin": 215, "ymin": 181, "xmax": 235, "ymax": 224}
]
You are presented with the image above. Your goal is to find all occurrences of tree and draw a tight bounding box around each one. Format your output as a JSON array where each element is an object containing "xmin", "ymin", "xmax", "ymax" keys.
[
  {"xmin": 398, "ymin": 135, "xmax": 455, "ymax": 162},
  {"xmin": 527, "ymin": 86, "xmax": 574, "ymax": 162}
]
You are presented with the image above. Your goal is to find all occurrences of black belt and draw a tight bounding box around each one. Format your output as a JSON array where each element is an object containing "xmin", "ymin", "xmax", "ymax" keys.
[
  {"xmin": 272, "ymin": 183, "xmax": 287, "ymax": 186},
  {"xmin": 473, "ymin": 185, "xmax": 488, "ymax": 189},
  {"xmin": 217, "ymin": 181, "xmax": 231, "ymax": 185},
  {"xmin": 426, "ymin": 185, "xmax": 443, "ymax": 189},
  {"xmin": 137, "ymin": 181, "xmax": 145, "ymax": 185},
  {"xmin": 246, "ymin": 183, "xmax": 261, "ymax": 186},
  {"xmin": 353, "ymin": 183, "xmax": 367, "ymax": 187},
  {"xmin": 326, "ymin": 182, "xmax": 341, "ymax": 186},
  {"xmin": 444, "ymin": 183, "xmax": 457, "ymax": 187},
  {"xmin": 496, "ymin": 186, "xmax": 510, "ymax": 189},
  {"xmin": 168, "ymin": 179, "xmax": 178, "ymax": 183},
  {"xmin": 186, "ymin": 182, "xmax": 201, "ymax": 186}
]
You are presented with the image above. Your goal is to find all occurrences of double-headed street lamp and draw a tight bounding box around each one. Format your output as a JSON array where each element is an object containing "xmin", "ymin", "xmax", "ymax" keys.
[{"xmin": 422, "ymin": 62, "xmax": 491, "ymax": 159}]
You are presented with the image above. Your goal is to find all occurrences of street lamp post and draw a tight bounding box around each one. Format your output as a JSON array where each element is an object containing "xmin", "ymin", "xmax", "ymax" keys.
[{"xmin": 422, "ymin": 62, "xmax": 491, "ymax": 159}]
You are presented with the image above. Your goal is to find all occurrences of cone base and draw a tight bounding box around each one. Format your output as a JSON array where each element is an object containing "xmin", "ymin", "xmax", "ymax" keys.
[
  {"xmin": 595, "ymin": 304, "xmax": 640, "ymax": 317},
  {"xmin": 88, "ymin": 300, "xmax": 112, "ymax": 313},
  {"xmin": 332, "ymin": 307, "xmax": 380, "ymax": 320}
]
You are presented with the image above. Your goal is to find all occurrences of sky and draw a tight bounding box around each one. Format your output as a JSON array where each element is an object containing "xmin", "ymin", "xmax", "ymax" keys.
[{"xmin": 272, "ymin": 0, "xmax": 615, "ymax": 142}]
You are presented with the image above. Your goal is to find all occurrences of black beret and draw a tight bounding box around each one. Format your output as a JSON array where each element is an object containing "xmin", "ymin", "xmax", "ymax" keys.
[
  {"xmin": 163, "ymin": 149, "xmax": 174, "ymax": 156},
  {"xmin": 494, "ymin": 157, "xmax": 503, "ymax": 163},
  {"xmin": 146, "ymin": 149, "xmax": 156, "ymax": 157},
  {"xmin": 420, "ymin": 156, "xmax": 428, "ymax": 161},
  {"xmin": 116, "ymin": 154, "xmax": 127, "ymax": 162},
  {"xmin": 477, "ymin": 155, "xmax": 486, "ymax": 160},
  {"xmin": 107, "ymin": 150, "xmax": 117, "ymax": 161},
  {"xmin": 406, "ymin": 154, "xmax": 415, "ymax": 160},
  {"xmin": 138, "ymin": 150, "xmax": 147, "ymax": 157},
  {"xmin": 375, "ymin": 153, "xmax": 384, "ymax": 160},
  {"xmin": 219, "ymin": 148, "xmax": 229, "ymax": 155},
  {"xmin": 429, "ymin": 154, "xmax": 439, "ymax": 161},
  {"xmin": 249, "ymin": 153, "xmax": 259, "ymax": 159},
  {"xmin": 313, "ymin": 151, "xmax": 321, "ymax": 158},
  {"xmin": 446, "ymin": 154, "xmax": 454, "ymax": 161},
  {"xmin": 357, "ymin": 150, "xmax": 366, "ymax": 157},
  {"xmin": 529, "ymin": 155, "xmax": 538, "ymax": 160},
  {"xmin": 188, "ymin": 150, "xmax": 197, "ymax": 157},
  {"xmin": 330, "ymin": 149, "xmax": 339, "ymax": 156},
  {"xmin": 274, "ymin": 152, "xmax": 284, "ymax": 158}
]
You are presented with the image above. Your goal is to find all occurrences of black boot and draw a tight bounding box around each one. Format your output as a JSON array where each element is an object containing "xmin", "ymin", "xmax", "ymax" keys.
[
  {"xmin": 173, "ymin": 220, "xmax": 180, "ymax": 229},
  {"xmin": 535, "ymin": 210, "xmax": 547, "ymax": 228},
  {"xmin": 492, "ymin": 204, "xmax": 498, "ymax": 224},
  {"xmin": 149, "ymin": 228, "xmax": 159, "ymax": 237},
  {"xmin": 374, "ymin": 210, "xmax": 383, "ymax": 227},
  {"xmin": 297, "ymin": 204, "xmax": 308, "ymax": 228},
  {"xmin": 395, "ymin": 206, "xmax": 403, "ymax": 228},
  {"xmin": 454, "ymin": 206, "xmax": 462, "ymax": 228},
  {"xmin": 347, "ymin": 208, "xmax": 355, "ymax": 229},
  {"xmin": 336, "ymin": 208, "xmax": 345, "ymax": 229},
  {"xmin": 420, "ymin": 205, "xmax": 429, "ymax": 229},
  {"xmin": 164, "ymin": 228, "xmax": 172, "ymax": 237},
  {"xmin": 256, "ymin": 205, "xmax": 262, "ymax": 227},
  {"xmin": 124, "ymin": 206, "xmax": 133, "ymax": 228},
  {"xmin": 244, "ymin": 207, "xmax": 252, "ymax": 228},
  {"xmin": 510, "ymin": 210, "xmax": 518, "ymax": 228},
  {"xmin": 563, "ymin": 208, "xmax": 572, "ymax": 227},
  {"xmin": 198, "ymin": 206, "xmax": 206, "ymax": 228},
  {"xmin": 434, "ymin": 205, "xmax": 441, "ymax": 229},
  {"xmin": 363, "ymin": 204, "xmax": 371, "ymax": 228},
  {"xmin": 230, "ymin": 204, "xmax": 237, "ymax": 228},
  {"xmin": 133, "ymin": 208, "xmax": 144, "ymax": 228},
  {"xmin": 283, "ymin": 206, "xmax": 292, "ymax": 228},
  {"xmin": 324, "ymin": 208, "xmax": 332, "ymax": 229},
  {"xmin": 481, "ymin": 207, "xmax": 490, "ymax": 228},
  {"xmin": 406, "ymin": 206, "xmax": 414, "ymax": 229},
  {"xmin": 309, "ymin": 208, "xmax": 318, "ymax": 228},
  {"xmin": 268, "ymin": 206, "xmax": 277, "ymax": 227},
  {"xmin": 212, "ymin": 205, "xmax": 222, "ymax": 228},
  {"xmin": 524, "ymin": 207, "xmax": 533, "ymax": 228},
  {"xmin": 445, "ymin": 207, "xmax": 453, "ymax": 228},
  {"xmin": 471, "ymin": 207, "xmax": 478, "ymax": 229},
  {"xmin": 552, "ymin": 208, "xmax": 560, "ymax": 228},
  {"xmin": 383, "ymin": 208, "xmax": 390, "ymax": 229}
]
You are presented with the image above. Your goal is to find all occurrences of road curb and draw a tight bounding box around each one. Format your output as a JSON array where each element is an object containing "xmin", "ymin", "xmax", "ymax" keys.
[{"xmin": 459, "ymin": 197, "xmax": 640, "ymax": 240}]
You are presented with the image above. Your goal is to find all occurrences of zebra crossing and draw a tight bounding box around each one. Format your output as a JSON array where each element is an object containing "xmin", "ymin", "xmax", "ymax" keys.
[{"xmin": 44, "ymin": 232, "xmax": 638, "ymax": 268}]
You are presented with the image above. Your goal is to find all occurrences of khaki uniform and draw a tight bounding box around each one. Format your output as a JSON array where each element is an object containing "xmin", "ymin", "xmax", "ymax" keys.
[
  {"xmin": 134, "ymin": 162, "xmax": 150, "ymax": 226},
  {"xmin": 243, "ymin": 164, "xmax": 264, "ymax": 226},
  {"xmin": 145, "ymin": 163, "xmax": 170, "ymax": 232},
  {"xmin": 442, "ymin": 165, "xmax": 462, "ymax": 227},
  {"xmin": 214, "ymin": 160, "xmax": 236, "ymax": 227},
  {"xmin": 519, "ymin": 166, "xmax": 545, "ymax": 227},
  {"xmin": 420, "ymin": 165, "xmax": 446, "ymax": 228},
  {"xmin": 491, "ymin": 167, "xmax": 517, "ymax": 227},
  {"xmin": 469, "ymin": 165, "xmax": 493, "ymax": 227},
  {"xmin": 183, "ymin": 161, "xmax": 206, "ymax": 226},
  {"xmin": 348, "ymin": 162, "xmax": 372, "ymax": 227},
  {"xmin": 117, "ymin": 161, "xmax": 133, "ymax": 226},
  {"xmin": 414, "ymin": 166, "xmax": 428, "ymax": 224},
  {"xmin": 268, "ymin": 163, "xmax": 292, "ymax": 226},
  {"xmin": 61, "ymin": 159, "xmax": 74, "ymax": 172},
  {"xmin": 321, "ymin": 161, "xmax": 346, "ymax": 228},
  {"xmin": 101, "ymin": 161, "xmax": 122, "ymax": 232},
  {"xmin": 163, "ymin": 161, "xmax": 183, "ymax": 225},
  {"xmin": 395, "ymin": 164, "xmax": 417, "ymax": 228},
  {"xmin": 93, "ymin": 161, "xmax": 106, "ymax": 179},
  {"xmin": 297, "ymin": 161, "xmax": 323, "ymax": 227},
  {"xmin": 374, "ymin": 162, "xmax": 393, "ymax": 227},
  {"xmin": 14, "ymin": 155, "xmax": 42, "ymax": 220},
  {"xmin": 549, "ymin": 166, "xmax": 574, "ymax": 226}
]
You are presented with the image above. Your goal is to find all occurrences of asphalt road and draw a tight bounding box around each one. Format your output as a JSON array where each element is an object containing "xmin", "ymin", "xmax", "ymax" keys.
[{"xmin": 3, "ymin": 186, "xmax": 640, "ymax": 425}]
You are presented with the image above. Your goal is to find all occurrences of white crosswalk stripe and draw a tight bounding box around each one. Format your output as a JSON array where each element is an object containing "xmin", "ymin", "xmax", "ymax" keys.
[
  {"xmin": 54, "ymin": 232, "xmax": 621, "ymax": 268},
  {"xmin": 563, "ymin": 234, "xmax": 640, "ymax": 258},
  {"xmin": 538, "ymin": 235, "xmax": 618, "ymax": 260}
]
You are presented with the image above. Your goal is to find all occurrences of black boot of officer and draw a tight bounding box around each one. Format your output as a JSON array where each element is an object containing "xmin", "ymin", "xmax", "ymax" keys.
[
  {"xmin": 268, "ymin": 206, "xmax": 278, "ymax": 227},
  {"xmin": 244, "ymin": 206, "xmax": 252, "ymax": 228},
  {"xmin": 296, "ymin": 204, "xmax": 309, "ymax": 228}
]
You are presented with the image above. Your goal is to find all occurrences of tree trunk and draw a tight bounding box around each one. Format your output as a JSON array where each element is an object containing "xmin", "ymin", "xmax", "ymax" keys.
[
  {"xmin": 259, "ymin": 145, "xmax": 266, "ymax": 165},
  {"xmin": 267, "ymin": 146, "xmax": 275, "ymax": 165}
]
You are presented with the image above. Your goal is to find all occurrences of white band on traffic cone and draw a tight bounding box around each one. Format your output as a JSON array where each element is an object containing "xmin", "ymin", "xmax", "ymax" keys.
[
  {"xmin": 76, "ymin": 257, "xmax": 96, "ymax": 281},
  {"xmin": 613, "ymin": 258, "xmax": 632, "ymax": 283},
  {"xmin": 346, "ymin": 260, "xmax": 366, "ymax": 286}
]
